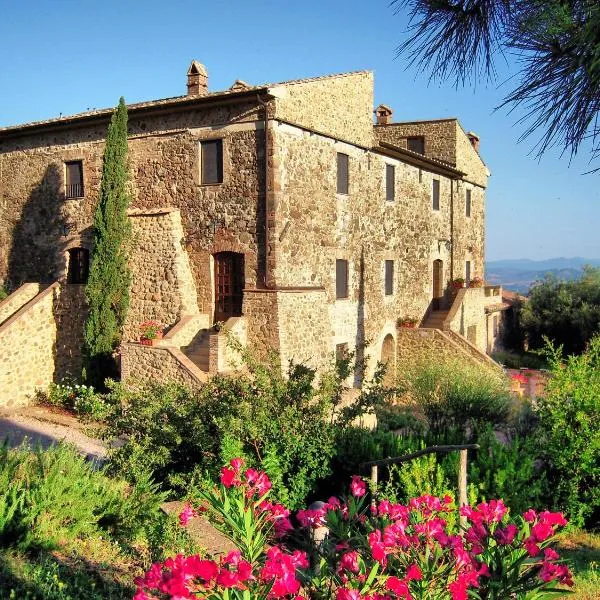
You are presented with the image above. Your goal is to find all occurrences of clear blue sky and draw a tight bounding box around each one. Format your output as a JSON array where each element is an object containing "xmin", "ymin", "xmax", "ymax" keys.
[{"xmin": 2, "ymin": 0, "xmax": 598, "ymax": 261}]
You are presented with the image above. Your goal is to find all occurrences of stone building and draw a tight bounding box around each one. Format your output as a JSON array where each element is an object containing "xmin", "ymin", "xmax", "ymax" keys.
[{"xmin": 0, "ymin": 61, "xmax": 507, "ymax": 406}]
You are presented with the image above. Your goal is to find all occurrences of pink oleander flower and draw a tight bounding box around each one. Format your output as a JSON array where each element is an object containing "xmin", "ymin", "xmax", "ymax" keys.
[
  {"xmin": 338, "ymin": 551, "xmax": 360, "ymax": 574},
  {"xmin": 178, "ymin": 503, "xmax": 198, "ymax": 527},
  {"xmin": 350, "ymin": 475, "xmax": 367, "ymax": 497},
  {"xmin": 406, "ymin": 564, "xmax": 423, "ymax": 581},
  {"xmin": 336, "ymin": 589, "xmax": 362, "ymax": 600},
  {"xmin": 245, "ymin": 467, "xmax": 272, "ymax": 497},
  {"xmin": 386, "ymin": 576, "xmax": 412, "ymax": 598},
  {"xmin": 495, "ymin": 523, "xmax": 518, "ymax": 545}
]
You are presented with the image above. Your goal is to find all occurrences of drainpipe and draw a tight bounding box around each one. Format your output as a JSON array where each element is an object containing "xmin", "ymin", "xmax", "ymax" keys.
[{"xmin": 257, "ymin": 93, "xmax": 270, "ymax": 288}]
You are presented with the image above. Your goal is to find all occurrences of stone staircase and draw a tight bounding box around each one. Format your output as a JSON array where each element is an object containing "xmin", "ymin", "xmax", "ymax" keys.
[
  {"xmin": 421, "ymin": 309, "xmax": 449, "ymax": 330},
  {"xmin": 184, "ymin": 328, "xmax": 211, "ymax": 372}
]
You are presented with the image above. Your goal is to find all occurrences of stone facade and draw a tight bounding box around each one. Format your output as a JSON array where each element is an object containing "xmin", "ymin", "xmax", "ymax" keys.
[{"xmin": 0, "ymin": 62, "xmax": 498, "ymax": 394}]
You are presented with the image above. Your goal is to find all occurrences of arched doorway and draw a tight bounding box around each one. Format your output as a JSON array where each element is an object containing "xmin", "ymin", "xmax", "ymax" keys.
[
  {"xmin": 432, "ymin": 259, "xmax": 444, "ymax": 310},
  {"xmin": 381, "ymin": 334, "xmax": 395, "ymax": 386},
  {"xmin": 67, "ymin": 247, "xmax": 89, "ymax": 284},
  {"xmin": 213, "ymin": 252, "xmax": 244, "ymax": 322}
]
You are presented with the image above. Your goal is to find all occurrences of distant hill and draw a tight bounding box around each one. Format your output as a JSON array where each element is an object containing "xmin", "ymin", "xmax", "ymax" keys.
[{"xmin": 485, "ymin": 257, "xmax": 600, "ymax": 294}]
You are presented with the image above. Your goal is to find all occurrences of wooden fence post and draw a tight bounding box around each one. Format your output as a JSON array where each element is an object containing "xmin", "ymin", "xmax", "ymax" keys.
[{"xmin": 458, "ymin": 448, "xmax": 468, "ymax": 528}]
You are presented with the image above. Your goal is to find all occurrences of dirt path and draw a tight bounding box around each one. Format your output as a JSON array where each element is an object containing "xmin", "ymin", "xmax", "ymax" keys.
[{"xmin": 0, "ymin": 406, "xmax": 107, "ymax": 462}]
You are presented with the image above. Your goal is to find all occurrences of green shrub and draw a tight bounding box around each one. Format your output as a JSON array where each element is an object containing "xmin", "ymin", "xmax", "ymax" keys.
[
  {"xmin": 0, "ymin": 286, "xmax": 7, "ymax": 302},
  {"xmin": 0, "ymin": 442, "xmax": 166, "ymax": 553},
  {"xmin": 105, "ymin": 348, "xmax": 390, "ymax": 509},
  {"xmin": 492, "ymin": 349, "xmax": 547, "ymax": 370},
  {"xmin": 396, "ymin": 357, "xmax": 512, "ymax": 435},
  {"xmin": 36, "ymin": 379, "xmax": 113, "ymax": 422},
  {"xmin": 534, "ymin": 335, "xmax": 600, "ymax": 527}
]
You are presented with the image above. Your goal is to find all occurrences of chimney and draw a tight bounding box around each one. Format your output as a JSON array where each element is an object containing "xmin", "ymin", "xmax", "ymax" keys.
[
  {"xmin": 187, "ymin": 60, "xmax": 208, "ymax": 96},
  {"xmin": 467, "ymin": 131, "xmax": 480, "ymax": 153},
  {"xmin": 374, "ymin": 104, "xmax": 393, "ymax": 125}
]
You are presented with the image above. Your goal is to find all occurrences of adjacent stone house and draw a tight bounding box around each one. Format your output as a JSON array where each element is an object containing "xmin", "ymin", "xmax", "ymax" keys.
[{"xmin": 0, "ymin": 62, "xmax": 506, "ymax": 405}]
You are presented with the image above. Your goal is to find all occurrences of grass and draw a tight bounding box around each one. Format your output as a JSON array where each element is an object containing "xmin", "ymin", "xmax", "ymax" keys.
[{"xmin": 557, "ymin": 530, "xmax": 600, "ymax": 599}]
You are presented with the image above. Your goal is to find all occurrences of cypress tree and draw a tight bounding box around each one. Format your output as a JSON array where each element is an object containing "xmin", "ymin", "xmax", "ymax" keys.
[{"xmin": 84, "ymin": 97, "xmax": 132, "ymax": 384}]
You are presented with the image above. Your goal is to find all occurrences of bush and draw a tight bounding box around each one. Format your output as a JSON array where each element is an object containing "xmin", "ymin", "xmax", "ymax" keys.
[
  {"xmin": 105, "ymin": 348, "xmax": 390, "ymax": 510},
  {"xmin": 492, "ymin": 350, "xmax": 547, "ymax": 370},
  {"xmin": 395, "ymin": 357, "xmax": 512, "ymax": 436},
  {"xmin": 37, "ymin": 378, "xmax": 113, "ymax": 422},
  {"xmin": 534, "ymin": 335, "xmax": 600, "ymax": 527},
  {"xmin": 136, "ymin": 460, "xmax": 574, "ymax": 600},
  {"xmin": 0, "ymin": 442, "xmax": 166, "ymax": 553},
  {"xmin": 0, "ymin": 286, "xmax": 7, "ymax": 302}
]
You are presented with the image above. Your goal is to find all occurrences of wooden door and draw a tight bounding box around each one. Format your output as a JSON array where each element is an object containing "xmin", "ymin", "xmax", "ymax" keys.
[
  {"xmin": 432, "ymin": 259, "xmax": 444, "ymax": 310},
  {"xmin": 214, "ymin": 252, "xmax": 244, "ymax": 322}
]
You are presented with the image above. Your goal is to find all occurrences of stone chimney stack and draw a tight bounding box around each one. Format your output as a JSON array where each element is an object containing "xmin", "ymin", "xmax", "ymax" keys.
[
  {"xmin": 374, "ymin": 104, "xmax": 393, "ymax": 125},
  {"xmin": 187, "ymin": 60, "xmax": 208, "ymax": 96},
  {"xmin": 467, "ymin": 131, "xmax": 480, "ymax": 153}
]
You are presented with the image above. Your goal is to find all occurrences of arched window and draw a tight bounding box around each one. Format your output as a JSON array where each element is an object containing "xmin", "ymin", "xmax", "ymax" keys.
[
  {"xmin": 67, "ymin": 247, "xmax": 89, "ymax": 284},
  {"xmin": 381, "ymin": 334, "xmax": 396, "ymax": 386}
]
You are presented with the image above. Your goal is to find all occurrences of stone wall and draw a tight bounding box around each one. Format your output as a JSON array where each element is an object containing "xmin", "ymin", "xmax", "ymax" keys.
[
  {"xmin": 270, "ymin": 121, "xmax": 486, "ymax": 376},
  {"xmin": 0, "ymin": 282, "xmax": 40, "ymax": 325},
  {"xmin": 121, "ymin": 342, "xmax": 208, "ymax": 388},
  {"xmin": 446, "ymin": 288, "xmax": 492, "ymax": 353},
  {"xmin": 125, "ymin": 209, "xmax": 199, "ymax": 341},
  {"xmin": 273, "ymin": 72, "xmax": 374, "ymax": 148},
  {"xmin": 0, "ymin": 283, "xmax": 58, "ymax": 407},
  {"xmin": 53, "ymin": 284, "xmax": 87, "ymax": 381}
]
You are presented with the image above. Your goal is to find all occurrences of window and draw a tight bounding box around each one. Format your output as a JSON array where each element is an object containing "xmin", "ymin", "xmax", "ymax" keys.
[
  {"xmin": 432, "ymin": 179, "xmax": 440, "ymax": 211},
  {"xmin": 385, "ymin": 260, "xmax": 394, "ymax": 295},
  {"xmin": 493, "ymin": 315, "xmax": 499, "ymax": 337},
  {"xmin": 407, "ymin": 136, "xmax": 425, "ymax": 154},
  {"xmin": 337, "ymin": 153, "xmax": 349, "ymax": 195},
  {"xmin": 465, "ymin": 260, "xmax": 471, "ymax": 285},
  {"xmin": 201, "ymin": 139, "xmax": 223, "ymax": 184},
  {"xmin": 336, "ymin": 343, "xmax": 349, "ymax": 362},
  {"xmin": 385, "ymin": 164, "xmax": 395, "ymax": 201},
  {"xmin": 466, "ymin": 188, "xmax": 472, "ymax": 217},
  {"xmin": 65, "ymin": 161, "xmax": 84, "ymax": 198},
  {"xmin": 336, "ymin": 259, "xmax": 349, "ymax": 299},
  {"xmin": 67, "ymin": 247, "xmax": 89, "ymax": 284}
]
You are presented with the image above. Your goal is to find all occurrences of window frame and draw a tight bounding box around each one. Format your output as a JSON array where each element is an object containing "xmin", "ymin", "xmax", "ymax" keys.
[
  {"xmin": 200, "ymin": 139, "xmax": 224, "ymax": 185},
  {"xmin": 432, "ymin": 179, "xmax": 440, "ymax": 211},
  {"xmin": 385, "ymin": 164, "xmax": 395, "ymax": 202},
  {"xmin": 384, "ymin": 260, "xmax": 394, "ymax": 296},
  {"xmin": 336, "ymin": 259, "xmax": 349, "ymax": 299},
  {"xmin": 466, "ymin": 188, "xmax": 472, "ymax": 218},
  {"xmin": 336, "ymin": 152, "xmax": 349, "ymax": 195},
  {"xmin": 65, "ymin": 160, "xmax": 84, "ymax": 199}
]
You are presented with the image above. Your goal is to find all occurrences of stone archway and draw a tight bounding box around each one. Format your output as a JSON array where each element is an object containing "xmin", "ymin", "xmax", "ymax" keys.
[{"xmin": 381, "ymin": 333, "xmax": 396, "ymax": 385}]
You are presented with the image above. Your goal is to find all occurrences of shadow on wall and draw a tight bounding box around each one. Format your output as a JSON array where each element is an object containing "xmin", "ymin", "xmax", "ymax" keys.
[
  {"xmin": 354, "ymin": 246, "xmax": 366, "ymax": 387},
  {"xmin": 6, "ymin": 164, "xmax": 67, "ymax": 288}
]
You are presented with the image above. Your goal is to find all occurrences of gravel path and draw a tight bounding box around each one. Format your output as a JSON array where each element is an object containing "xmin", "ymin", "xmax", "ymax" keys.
[{"xmin": 0, "ymin": 407, "xmax": 107, "ymax": 463}]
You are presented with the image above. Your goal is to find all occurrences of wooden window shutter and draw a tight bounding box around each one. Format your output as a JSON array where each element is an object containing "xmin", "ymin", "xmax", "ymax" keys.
[
  {"xmin": 386, "ymin": 164, "xmax": 395, "ymax": 201},
  {"xmin": 336, "ymin": 259, "xmax": 348, "ymax": 299},
  {"xmin": 408, "ymin": 136, "xmax": 425, "ymax": 154},
  {"xmin": 432, "ymin": 179, "xmax": 440, "ymax": 210},
  {"xmin": 201, "ymin": 139, "xmax": 223, "ymax": 184},
  {"xmin": 385, "ymin": 260, "xmax": 394, "ymax": 295},
  {"xmin": 337, "ymin": 153, "xmax": 349, "ymax": 194}
]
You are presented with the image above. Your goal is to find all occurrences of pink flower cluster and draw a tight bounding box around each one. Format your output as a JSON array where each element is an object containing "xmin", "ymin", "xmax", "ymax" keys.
[{"xmin": 135, "ymin": 460, "xmax": 574, "ymax": 600}]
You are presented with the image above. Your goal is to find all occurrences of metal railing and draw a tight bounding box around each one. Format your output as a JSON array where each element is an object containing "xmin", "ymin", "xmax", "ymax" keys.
[{"xmin": 65, "ymin": 183, "xmax": 84, "ymax": 198}]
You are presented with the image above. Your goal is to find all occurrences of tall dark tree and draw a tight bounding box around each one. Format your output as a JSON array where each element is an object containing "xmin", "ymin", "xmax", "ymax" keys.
[
  {"xmin": 393, "ymin": 1, "xmax": 600, "ymax": 164},
  {"xmin": 84, "ymin": 97, "xmax": 132, "ymax": 383}
]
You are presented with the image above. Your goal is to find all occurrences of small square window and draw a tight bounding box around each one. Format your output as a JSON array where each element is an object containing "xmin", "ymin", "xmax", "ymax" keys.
[
  {"xmin": 385, "ymin": 260, "xmax": 394, "ymax": 295},
  {"xmin": 432, "ymin": 179, "xmax": 440, "ymax": 211},
  {"xmin": 201, "ymin": 139, "xmax": 223, "ymax": 184},
  {"xmin": 336, "ymin": 259, "xmax": 349, "ymax": 299},
  {"xmin": 466, "ymin": 189, "xmax": 472, "ymax": 217},
  {"xmin": 65, "ymin": 161, "xmax": 84, "ymax": 198},
  {"xmin": 385, "ymin": 164, "xmax": 395, "ymax": 202},
  {"xmin": 337, "ymin": 153, "xmax": 349, "ymax": 195},
  {"xmin": 407, "ymin": 136, "xmax": 425, "ymax": 154}
]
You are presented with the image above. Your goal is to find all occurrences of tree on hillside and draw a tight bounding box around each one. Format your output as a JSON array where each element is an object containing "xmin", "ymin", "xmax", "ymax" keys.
[
  {"xmin": 393, "ymin": 0, "xmax": 600, "ymax": 163},
  {"xmin": 522, "ymin": 265, "xmax": 600, "ymax": 354},
  {"xmin": 84, "ymin": 97, "xmax": 132, "ymax": 384}
]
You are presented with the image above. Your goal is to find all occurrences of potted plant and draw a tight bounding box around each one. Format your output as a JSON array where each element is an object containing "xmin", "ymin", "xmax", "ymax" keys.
[
  {"xmin": 397, "ymin": 316, "xmax": 418, "ymax": 328},
  {"xmin": 469, "ymin": 276, "xmax": 484, "ymax": 288},
  {"xmin": 450, "ymin": 277, "xmax": 465, "ymax": 291},
  {"xmin": 139, "ymin": 320, "xmax": 163, "ymax": 346},
  {"xmin": 213, "ymin": 320, "xmax": 225, "ymax": 332}
]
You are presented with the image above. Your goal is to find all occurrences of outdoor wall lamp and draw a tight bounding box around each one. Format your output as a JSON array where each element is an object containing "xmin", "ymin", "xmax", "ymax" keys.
[
  {"xmin": 62, "ymin": 222, "xmax": 74, "ymax": 237},
  {"xmin": 209, "ymin": 216, "xmax": 226, "ymax": 235},
  {"xmin": 438, "ymin": 239, "xmax": 452, "ymax": 253}
]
